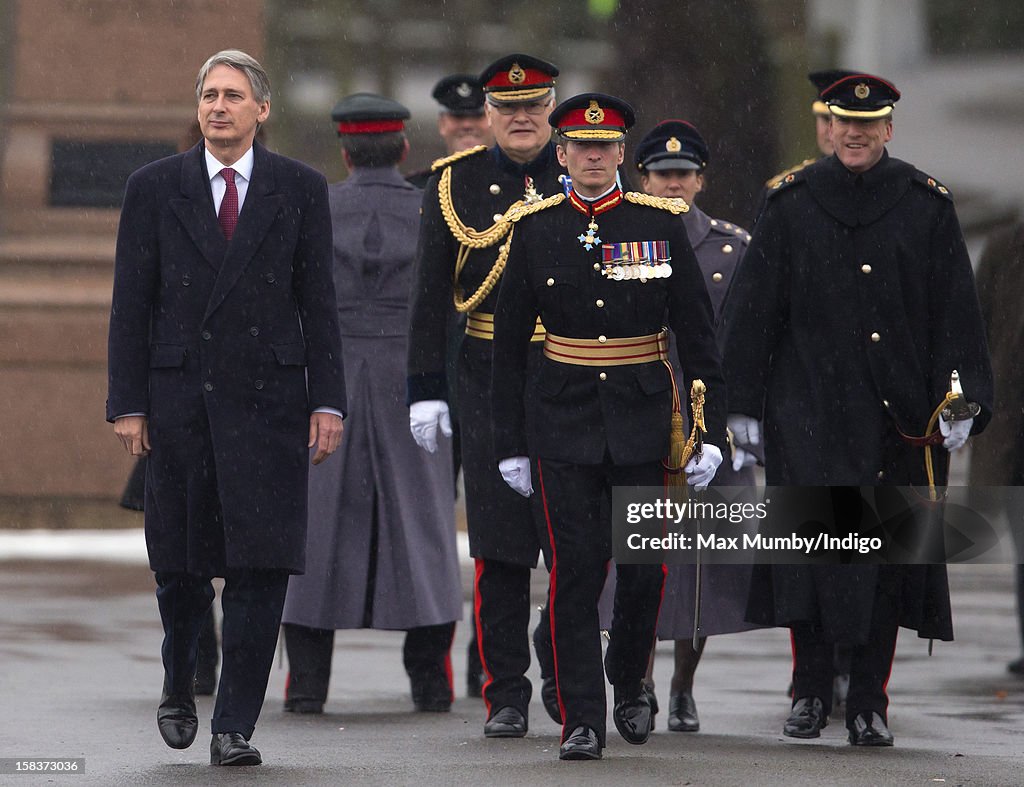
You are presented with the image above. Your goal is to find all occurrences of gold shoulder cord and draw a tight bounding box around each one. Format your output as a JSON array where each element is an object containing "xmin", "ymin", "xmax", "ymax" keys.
[
  {"xmin": 624, "ymin": 191, "xmax": 690, "ymax": 214},
  {"xmin": 438, "ymin": 164, "xmax": 564, "ymax": 313}
]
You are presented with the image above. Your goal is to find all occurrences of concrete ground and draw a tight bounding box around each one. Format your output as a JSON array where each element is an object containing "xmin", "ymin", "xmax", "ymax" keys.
[{"xmin": 2, "ymin": 540, "xmax": 1024, "ymax": 786}]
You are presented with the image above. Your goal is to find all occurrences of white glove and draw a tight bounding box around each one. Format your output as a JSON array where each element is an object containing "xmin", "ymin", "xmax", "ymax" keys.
[
  {"xmin": 732, "ymin": 446, "xmax": 758, "ymax": 473},
  {"xmin": 409, "ymin": 400, "xmax": 452, "ymax": 453},
  {"xmin": 728, "ymin": 414, "xmax": 761, "ymax": 449},
  {"xmin": 939, "ymin": 417, "xmax": 973, "ymax": 452},
  {"xmin": 684, "ymin": 444, "xmax": 723, "ymax": 491},
  {"xmin": 499, "ymin": 456, "xmax": 533, "ymax": 497}
]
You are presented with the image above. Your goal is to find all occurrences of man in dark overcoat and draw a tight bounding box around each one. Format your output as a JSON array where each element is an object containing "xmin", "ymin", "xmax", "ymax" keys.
[
  {"xmin": 722, "ymin": 73, "xmax": 993, "ymax": 747},
  {"xmin": 491, "ymin": 93, "xmax": 726, "ymax": 760},
  {"xmin": 281, "ymin": 93, "xmax": 462, "ymax": 715},
  {"xmin": 107, "ymin": 50, "xmax": 346, "ymax": 766},
  {"xmin": 406, "ymin": 53, "xmax": 567, "ymax": 738}
]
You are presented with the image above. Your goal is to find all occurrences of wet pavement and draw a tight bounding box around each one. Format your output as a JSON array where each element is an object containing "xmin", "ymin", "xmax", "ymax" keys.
[{"xmin": 2, "ymin": 548, "xmax": 1024, "ymax": 786}]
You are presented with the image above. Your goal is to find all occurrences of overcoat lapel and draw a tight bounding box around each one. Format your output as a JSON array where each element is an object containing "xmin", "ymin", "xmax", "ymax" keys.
[
  {"xmin": 204, "ymin": 143, "xmax": 286, "ymax": 321},
  {"xmin": 169, "ymin": 143, "xmax": 228, "ymax": 270}
]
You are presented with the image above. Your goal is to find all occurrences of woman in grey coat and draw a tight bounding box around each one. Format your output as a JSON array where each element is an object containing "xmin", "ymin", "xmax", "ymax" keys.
[{"xmin": 281, "ymin": 95, "xmax": 462, "ymax": 714}]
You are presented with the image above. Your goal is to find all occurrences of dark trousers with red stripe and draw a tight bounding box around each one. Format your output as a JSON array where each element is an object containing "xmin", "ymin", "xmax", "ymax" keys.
[
  {"xmin": 791, "ymin": 566, "xmax": 900, "ymax": 726},
  {"xmin": 537, "ymin": 456, "xmax": 666, "ymax": 746},
  {"xmin": 284, "ymin": 622, "xmax": 456, "ymax": 704},
  {"xmin": 474, "ymin": 558, "xmax": 533, "ymax": 717}
]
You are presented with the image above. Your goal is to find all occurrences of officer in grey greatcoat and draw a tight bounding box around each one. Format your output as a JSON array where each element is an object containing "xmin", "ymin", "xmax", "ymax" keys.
[{"xmin": 281, "ymin": 93, "xmax": 462, "ymax": 714}]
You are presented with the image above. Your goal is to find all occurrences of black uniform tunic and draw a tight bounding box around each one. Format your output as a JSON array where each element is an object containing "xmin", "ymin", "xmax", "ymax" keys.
[
  {"xmin": 408, "ymin": 143, "xmax": 568, "ymax": 566},
  {"xmin": 491, "ymin": 189, "xmax": 726, "ymax": 745}
]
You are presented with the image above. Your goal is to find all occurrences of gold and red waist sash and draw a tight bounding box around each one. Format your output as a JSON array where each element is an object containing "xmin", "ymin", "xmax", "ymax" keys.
[
  {"xmin": 466, "ymin": 311, "xmax": 546, "ymax": 343},
  {"xmin": 542, "ymin": 329, "xmax": 669, "ymax": 367}
]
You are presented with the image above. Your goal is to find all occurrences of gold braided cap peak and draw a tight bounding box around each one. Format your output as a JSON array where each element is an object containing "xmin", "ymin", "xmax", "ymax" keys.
[
  {"xmin": 506, "ymin": 193, "xmax": 565, "ymax": 223},
  {"xmin": 430, "ymin": 145, "xmax": 488, "ymax": 172},
  {"xmin": 624, "ymin": 191, "xmax": 690, "ymax": 214}
]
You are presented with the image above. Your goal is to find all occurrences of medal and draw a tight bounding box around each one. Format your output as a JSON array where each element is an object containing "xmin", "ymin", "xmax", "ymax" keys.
[{"xmin": 578, "ymin": 217, "xmax": 601, "ymax": 251}]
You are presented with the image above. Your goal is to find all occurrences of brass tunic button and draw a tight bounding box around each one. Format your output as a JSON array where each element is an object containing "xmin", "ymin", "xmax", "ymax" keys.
[
  {"xmin": 593, "ymin": 262, "xmax": 602, "ymax": 271},
  {"xmin": 596, "ymin": 299, "xmax": 605, "ymax": 307},
  {"xmin": 870, "ymin": 332, "xmax": 881, "ymax": 342},
  {"xmin": 861, "ymin": 264, "xmax": 872, "ymax": 274},
  {"xmin": 877, "ymin": 470, "xmax": 885, "ymax": 480},
  {"xmin": 598, "ymin": 335, "xmax": 607, "ymax": 343},
  {"xmin": 599, "ymin": 372, "xmax": 607, "ymax": 381},
  {"xmin": 712, "ymin": 272, "xmax": 723, "ymax": 283},
  {"xmin": 493, "ymin": 213, "xmax": 503, "ymax": 223},
  {"xmin": 722, "ymin": 244, "xmax": 733, "ymax": 253},
  {"xmin": 546, "ymin": 277, "xmax": 555, "ymax": 286},
  {"xmin": 710, "ymin": 219, "xmax": 718, "ymax": 226},
  {"xmin": 489, "ymin": 183, "xmax": 501, "ymax": 195},
  {"xmin": 882, "ymin": 399, "xmax": 890, "ymax": 407}
]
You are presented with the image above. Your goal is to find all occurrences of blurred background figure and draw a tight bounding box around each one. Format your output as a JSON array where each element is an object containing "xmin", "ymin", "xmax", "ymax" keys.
[
  {"xmin": 633, "ymin": 119, "xmax": 761, "ymax": 734},
  {"xmin": 968, "ymin": 220, "xmax": 1024, "ymax": 676},
  {"xmin": 407, "ymin": 74, "xmax": 492, "ymax": 187}
]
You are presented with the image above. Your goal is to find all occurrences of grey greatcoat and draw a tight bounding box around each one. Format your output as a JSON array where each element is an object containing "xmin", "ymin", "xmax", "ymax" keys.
[
  {"xmin": 657, "ymin": 207, "xmax": 761, "ymax": 639},
  {"xmin": 283, "ymin": 168, "xmax": 462, "ymax": 631}
]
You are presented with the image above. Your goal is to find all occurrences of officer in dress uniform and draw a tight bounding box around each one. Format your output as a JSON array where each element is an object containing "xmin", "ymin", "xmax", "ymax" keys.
[
  {"xmin": 490, "ymin": 93, "xmax": 726, "ymax": 761},
  {"xmin": 406, "ymin": 75, "xmax": 492, "ymax": 188},
  {"xmin": 406, "ymin": 53, "xmax": 566, "ymax": 739},
  {"xmin": 280, "ymin": 94, "xmax": 463, "ymax": 715},
  {"xmin": 722, "ymin": 73, "xmax": 993, "ymax": 747},
  {"xmin": 632, "ymin": 119, "xmax": 761, "ymax": 734}
]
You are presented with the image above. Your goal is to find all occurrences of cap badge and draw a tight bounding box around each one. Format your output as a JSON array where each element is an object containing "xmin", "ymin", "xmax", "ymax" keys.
[
  {"xmin": 854, "ymin": 83, "xmax": 870, "ymax": 99},
  {"xmin": 666, "ymin": 136, "xmax": 682, "ymax": 153},
  {"xmin": 508, "ymin": 63, "xmax": 525, "ymax": 84},
  {"xmin": 456, "ymin": 82, "xmax": 472, "ymax": 98},
  {"xmin": 585, "ymin": 100, "xmax": 605, "ymax": 125}
]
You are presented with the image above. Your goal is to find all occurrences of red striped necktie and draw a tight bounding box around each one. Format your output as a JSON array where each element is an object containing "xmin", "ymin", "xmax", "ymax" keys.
[{"xmin": 218, "ymin": 167, "xmax": 238, "ymax": 240}]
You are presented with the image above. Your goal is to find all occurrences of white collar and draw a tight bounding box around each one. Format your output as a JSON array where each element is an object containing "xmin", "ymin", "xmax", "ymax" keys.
[{"xmin": 204, "ymin": 145, "xmax": 255, "ymax": 182}]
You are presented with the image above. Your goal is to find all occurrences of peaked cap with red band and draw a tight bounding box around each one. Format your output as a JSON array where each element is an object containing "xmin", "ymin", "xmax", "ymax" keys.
[
  {"xmin": 822, "ymin": 73, "xmax": 900, "ymax": 119},
  {"xmin": 549, "ymin": 92, "xmax": 635, "ymax": 142},
  {"xmin": 479, "ymin": 53, "xmax": 558, "ymax": 103},
  {"xmin": 331, "ymin": 92, "xmax": 410, "ymax": 136}
]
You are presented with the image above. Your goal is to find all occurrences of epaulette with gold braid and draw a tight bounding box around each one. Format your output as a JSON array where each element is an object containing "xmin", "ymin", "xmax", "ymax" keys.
[
  {"xmin": 506, "ymin": 193, "xmax": 565, "ymax": 223},
  {"xmin": 430, "ymin": 145, "xmax": 488, "ymax": 172},
  {"xmin": 623, "ymin": 192, "xmax": 689, "ymax": 214},
  {"xmin": 765, "ymin": 158, "xmax": 816, "ymax": 189}
]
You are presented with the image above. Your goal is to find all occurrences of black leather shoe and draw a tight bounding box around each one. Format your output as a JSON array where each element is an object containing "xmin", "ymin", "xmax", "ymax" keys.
[
  {"xmin": 613, "ymin": 688, "xmax": 653, "ymax": 745},
  {"xmin": 541, "ymin": 676, "xmax": 562, "ymax": 724},
  {"xmin": 559, "ymin": 725, "xmax": 602, "ymax": 761},
  {"xmin": 157, "ymin": 687, "xmax": 198, "ymax": 749},
  {"xmin": 667, "ymin": 692, "xmax": 700, "ymax": 732},
  {"xmin": 283, "ymin": 697, "xmax": 324, "ymax": 714},
  {"xmin": 847, "ymin": 712, "xmax": 894, "ymax": 747},
  {"xmin": 411, "ymin": 676, "xmax": 452, "ymax": 712},
  {"xmin": 484, "ymin": 706, "xmax": 527, "ymax": 738},
  {"xmin": 210, "ymin": 732, "xmax": 262, "ymax": 765},
  {"xmin": 783, "ymin": 696, "xmax": 828, "ymax": 738}
]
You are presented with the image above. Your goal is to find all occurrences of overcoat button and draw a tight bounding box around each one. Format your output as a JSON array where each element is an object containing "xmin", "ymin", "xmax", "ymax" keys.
[
  {"xmin": 203, "ymin": 382, "xmax": 213, "ymax": 392},
  {"xmin": 254, "ymin": 380, "xmax": 265, "ymax": 390},
  {"xmin": 249, "ymin": 326, "xmax": 259, "ymax": 336},
  {"xmin": 201, "ymin": 330, "xmax": 211, "ymax": 340},
  {"xmin": 181, "ymin": 275, "xmax": 191, "ymax": 286},
  {"xmin": 266, "ymin": 273, "xmax": 276, "ymax": 283}
]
